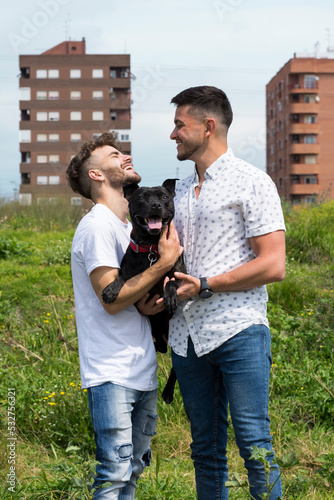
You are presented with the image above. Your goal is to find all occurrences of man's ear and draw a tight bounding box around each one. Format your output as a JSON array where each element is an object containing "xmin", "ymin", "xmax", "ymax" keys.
[
  {"xmin": 88, "ymin": 169, "xmax": 104, "ymax": 182},
  {"xmin": 162, "ymin": 178, "xmax": 179, "ymax": 197},
  {"xmin": 204, "ymin": 118, "xmax": 216, "ymax": 137},
  {"xmin": 123, "ymin": 183, "xmax": 139, "ymax": 200}
]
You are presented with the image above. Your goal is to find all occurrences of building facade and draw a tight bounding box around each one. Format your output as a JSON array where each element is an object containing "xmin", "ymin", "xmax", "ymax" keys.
[
  {"xmin": 19, "ymin": 39, "xmax": 131, "ymax": 206},
  {"xmin": 266, "ymin": 45, "xmax": 334, "ymax": 204}
]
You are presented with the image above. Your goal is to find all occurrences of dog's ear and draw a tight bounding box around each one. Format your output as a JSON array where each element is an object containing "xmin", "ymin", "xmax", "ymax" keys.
[
  {"xmin": 123, "ymin": 183, "xmax": 139, "ymax": 201},
  {"xmin": 162, "ymin": 178, "xmax": 179, "ymax": 197}
]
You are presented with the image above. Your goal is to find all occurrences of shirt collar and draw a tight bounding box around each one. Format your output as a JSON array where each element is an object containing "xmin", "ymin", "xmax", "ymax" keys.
[{"xmin": 192, "ymin": 147, "xmax": 234, "ymax": 183}]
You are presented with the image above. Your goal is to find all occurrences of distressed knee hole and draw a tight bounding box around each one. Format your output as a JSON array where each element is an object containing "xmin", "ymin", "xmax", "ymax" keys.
[
  {"xmin": 115, "ymin": 443, "xmax": 133, "ymax": 461},
  {"xmin": 141, "ymin": 449, "xmax": 151, "ymax": 468},
  {"xmin": 143, "ymin": 414, "xmax": 158, "ymax": 436}
]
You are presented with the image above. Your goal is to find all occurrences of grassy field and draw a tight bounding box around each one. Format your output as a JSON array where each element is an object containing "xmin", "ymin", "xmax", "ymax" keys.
[{"xmin": 0, "ymin": 199, "xmax": 333, "ymax": 499}]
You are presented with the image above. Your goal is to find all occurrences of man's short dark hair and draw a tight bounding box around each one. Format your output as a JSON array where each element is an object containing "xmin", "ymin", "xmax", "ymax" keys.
[
  {"xmin": 171, "ymin": 86, "xmax": 233, "ymax": 130},
  {"xmin": 66, "ymin": 132, "xmax": 121, "ymax": 199}
]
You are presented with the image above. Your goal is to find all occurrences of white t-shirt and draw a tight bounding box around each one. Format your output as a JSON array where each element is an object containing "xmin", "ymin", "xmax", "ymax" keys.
[
  {"xmin": 169, "ymin": 148, "xmax": 286, "ymax": 357},
  {"xmin": 71, "ymin": 203, "xmax": 158, "ymax": 390}
]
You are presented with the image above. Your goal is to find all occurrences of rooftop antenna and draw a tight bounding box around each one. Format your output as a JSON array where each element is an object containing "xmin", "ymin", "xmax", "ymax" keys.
[
  {"xmin": 326, "ymin": 27, "xmax": 331, "ymax": 48},
  {"xmin": 65, "ymin": 13, "xmax": 71, "ymax": 41}
]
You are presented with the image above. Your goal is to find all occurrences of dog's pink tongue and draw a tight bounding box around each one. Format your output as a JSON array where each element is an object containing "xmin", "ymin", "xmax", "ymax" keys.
[{"xmin": 148, "ymin": 217, "xmax": 162, "ymax": 230}]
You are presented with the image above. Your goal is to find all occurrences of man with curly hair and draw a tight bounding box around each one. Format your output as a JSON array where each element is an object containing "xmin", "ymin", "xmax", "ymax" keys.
[{"xmin": 66, "ymin": 133, "xmax": 182, "ymax": 499}]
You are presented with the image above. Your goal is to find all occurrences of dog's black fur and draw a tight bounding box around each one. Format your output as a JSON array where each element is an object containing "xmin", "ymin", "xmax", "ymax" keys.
[{"xmin": 102, "ymin": 179, "xmax": 185, "ymax": 403}]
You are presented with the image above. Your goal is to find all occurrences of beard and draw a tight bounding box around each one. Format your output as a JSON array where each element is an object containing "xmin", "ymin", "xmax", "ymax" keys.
[
  {"xmin": 104, "ymin": 168, "xmax": 141, "ymax": 189},
  {"xmin": 177, "ymin": 138, "xmax": 203, "ymax": 161}
]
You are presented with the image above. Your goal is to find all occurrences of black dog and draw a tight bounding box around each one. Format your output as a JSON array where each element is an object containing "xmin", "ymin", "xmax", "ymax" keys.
[{"xmin": 102, "ymin": 179, "xmax": 185, "ymax": 403}]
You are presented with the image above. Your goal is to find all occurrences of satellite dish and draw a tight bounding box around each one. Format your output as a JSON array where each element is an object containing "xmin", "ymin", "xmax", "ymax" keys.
[{"xmin": 315, "ymin": 96, "xmax": 320, "ymax": 102}]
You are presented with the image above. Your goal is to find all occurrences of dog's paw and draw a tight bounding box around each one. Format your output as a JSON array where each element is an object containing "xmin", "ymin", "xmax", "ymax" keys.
[
  {"xmin": 102, "ymin": 277, "xmax": 125, "ymax": 304},
  {"xmin": 164, "ymin": 283, "xmax": 179, "ymax": 316}
]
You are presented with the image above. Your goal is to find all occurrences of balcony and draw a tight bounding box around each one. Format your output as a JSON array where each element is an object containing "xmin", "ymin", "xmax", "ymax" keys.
[
  {"xmin": 290, "ymin": 184, "xmax": 320, "ymax": 195},
  {"xmin": 289, "ymin": 143, "xmax": 320, "ymax": 155},
  {"xmin": 289, "ymin": 81, "xmax": 318, "ymax": 92},
  {"xmin": 290, "ymin": 164, "xmax": 319, "ymax": 175},
  {"xmin": 290, "ymin": 123, "xmax": 319, "ymax": 134},
  {"xmin": 290, "ymin": 103, "xmax": 319, "ymax": 114}
]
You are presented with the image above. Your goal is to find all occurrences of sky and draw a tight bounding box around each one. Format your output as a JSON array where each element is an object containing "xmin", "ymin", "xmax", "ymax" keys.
[{"xmin": 0, "ymin": 0, "xmax": 333, "ymax": 198}]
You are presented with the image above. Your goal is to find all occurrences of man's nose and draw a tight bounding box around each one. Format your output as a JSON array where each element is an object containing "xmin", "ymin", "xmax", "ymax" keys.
[{"xmin": 170, "ymin": 128, "xmax": 177, "ymax": 140}]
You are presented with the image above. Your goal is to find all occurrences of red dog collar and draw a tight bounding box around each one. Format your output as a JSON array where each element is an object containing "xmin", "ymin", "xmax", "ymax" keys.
[{"xmin": 130, "ymin": 234, "xmax": 160, "ymax": 257}]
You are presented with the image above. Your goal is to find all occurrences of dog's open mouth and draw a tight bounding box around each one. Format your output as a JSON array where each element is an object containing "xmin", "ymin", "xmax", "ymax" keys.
[{"xmin": 135, "ymin": 215, "xmax": 169, "ymax": 232}]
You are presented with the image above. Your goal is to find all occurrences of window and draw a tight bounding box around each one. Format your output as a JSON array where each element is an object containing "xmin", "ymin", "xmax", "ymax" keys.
[
  {"xmin": 71, "ymin": 197, "xmax": 82, "ymax": 206},
  {"xmin": 49, "ymin": 91, "xmax": 59, "ymax": 100},
  {"xmin": 292, "ymin": 135, "xmax": 299, "ymax": 144},
  {"xmin": 37, "ymin": 134, "xmax": 47, "ymax": 142},
  {"xmin": 21, "ymin": 152, "xmax": 31, "ymax": 163},
  {"xmin": 304, "ymin": 135, "xmax": 316, "ymax": 144},
  {"xmin": 110, "ymin": 111, "xmax": 117, "ymax": 120},
  {"xmin": 49, "ymin": 176, "xmax": 60, "ymax": 185},
  {"xmin": 21, "ymin": 109, "xmax": 31, "ymax": 122},
  {"xmin": 304, "ymin": 75, "xmax": 317, "ymax": 89},
  {"xmin": 20, "ymin": 193, "xmax": 32, "ymax": 205},
  {"xmin": 304, "ymin": 95, "xmax": 316, "ymax": 103},
  {"xmin": 93, "ymin": 90, "xmax": 103, "ymax": 100},
  {"xmin": 71, "ymin": 133, "xmax": 82, "ymax": 142},
  {"xmin": 20, "ymin": 88, "xmax": 31, "ymax": 101},
  {"xmin": 19, "ymin": 130, "xmax": 31, "ymax": 142},
  {"xmin": 291, "ymin": 175, "xmax": 300, "ymax": 184},
  {"xmin": 305, "ymin": 195, "xmax": 317, "ymax": 204},
  {"xmin": 70, "ymin": 69, "xmax": 81, "ymax": 79},
  {"xmin": 48, "ymin": 69, "xmax": 59, "ymax": 78},
  {"xmin": 304, "ymin": 115, "xmax": 316, "ymax": 124},
  {"xmin": 71, "ymin": 111, "xmax": 82, "ymax": 121},
  {"xmin": 70, "ymin": 91, "xmax": 81, "ymax": 100},
  {"xmin": 37, "ymin": 155, "xmax": 47, "ymax": 163},
  {"xmin": 37, "ymin": 176, "xmax": 48, "ymax": 185},
  {"xmin": 36, "ymin": 91, "xmax": 47, "ymax": 100},
  {"xmin": 49, "ymin": 155, "xmax": 59, "ymax": 163},
  {"xmin": 270, "ymin": 145, "xmax": 275, "ymax": 155},
  {"xmin": 49, "ymin": 112, "xmax": 59, "ymax": 121},
  {"xmin": 49, "ymin": 134, "xmax": 59, "ymax": 142},
  {"xmin": 304, "ymin": 155, "xmax": 317, "ymax": 164},
  {"xmin": 277, "ymin": 101, "xmax": 282, "ymax": 112},
  {"xmin": 110, "ymin": 68, "xmax": 117, "ymax": 78},
  {"xmin": 36, "ymin": 69, "xmax": 47, "ymax": 78},
  {"xmin": 37, "ymin": 112, "xmax": 47, "ymax": 121},
  {"xmin": 120, "ymin": 134, "xmax": 130, "ymax": 141},
  {"xmin": 21, "ymin": 173, "xmax": 31, "ymax": 185},
  {"xmin": 120, "ymin": 69, "xmax": 129, "ymax": 78},
  {"xmin": 305, "ymin": 175, "xmax": 317, "ymax": 184},
  {"xmin": 92, "ymin": 69, "xmax": 103, "ymax": 78},
  {"xmin": 109, "ymin": 87, "xmax": 116, "ymax": 99},
  {"xmin": 93, "ymin": 111, "xmax": 104, "ymax": 121},
  {"xmin": 35, "ymin": 134, "xmax": 44, "ymax": 143}
]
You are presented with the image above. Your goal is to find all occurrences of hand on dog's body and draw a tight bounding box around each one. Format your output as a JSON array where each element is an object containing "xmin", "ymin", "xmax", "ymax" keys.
[{"xmin": 91, "ymin": 222, "xmax": 182, "ymax": 316}]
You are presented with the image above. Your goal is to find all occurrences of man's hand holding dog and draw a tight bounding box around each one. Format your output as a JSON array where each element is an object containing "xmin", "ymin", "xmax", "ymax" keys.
[{"xmin": 157, "ymin": 221, "xmax": 184, "ymax": 270}]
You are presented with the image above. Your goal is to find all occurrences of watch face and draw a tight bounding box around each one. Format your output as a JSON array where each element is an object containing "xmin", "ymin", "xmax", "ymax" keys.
[{"xmin": 199, "ymin": 289, "xmax": 213, "ymax": 299}]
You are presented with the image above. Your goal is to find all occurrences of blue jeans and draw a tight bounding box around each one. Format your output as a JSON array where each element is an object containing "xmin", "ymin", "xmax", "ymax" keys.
[
  {"xmin": 87, "ymin": 382, "xmax": 158, "ymax": 500},
  {"xmin": 172, "ymin": 325, "xmax": 282, "ymax": 500}
]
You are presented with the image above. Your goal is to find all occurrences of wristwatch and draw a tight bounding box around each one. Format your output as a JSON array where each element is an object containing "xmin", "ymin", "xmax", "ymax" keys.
[{"xmin": 198, "ymin": 277, "xmax": 213, "ymax": 299}]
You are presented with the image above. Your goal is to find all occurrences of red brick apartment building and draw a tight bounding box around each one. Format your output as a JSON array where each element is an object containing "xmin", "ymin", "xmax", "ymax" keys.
[
  {"xmin": 19, "ymin": 38, "xmax": 131, "ymax": 206},
  {"xmin": 266, "ymin": 44, "xmax": 334, "ymax": 204}
]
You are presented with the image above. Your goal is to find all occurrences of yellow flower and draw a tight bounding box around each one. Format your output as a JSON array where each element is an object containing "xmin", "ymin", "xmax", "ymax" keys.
[
  {"xmin": 43, "ymin": 397, "xmax": 48, "ymax": 400},
  {"xmin": 83, "ymin": 389, "xmax": 87, "ymax": 392},
  {"xmin": 68, "ymin": 393, "xmax": 72, "ymax": 396},
  {"xmin": 60, "ymin": 392, "xmax": 65, "ymax": 395},
  {"xmin": 70, "ymin": 382, "xmax": 75, "ymax": 387},
  {"xmin": 48, "ymin": 402, "xmax": 56, "ymax": 406},
  {"xmin": 47, "ymin": 313, "xmax": 51, "ymax": 316}
]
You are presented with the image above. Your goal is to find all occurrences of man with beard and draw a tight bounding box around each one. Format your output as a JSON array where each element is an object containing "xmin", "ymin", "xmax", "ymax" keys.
[
  {"xmin": 66, "ymin": 132, "xmax": 182, "ymax": 500},
  {"xmin": 168, "ymin": 87, "xmax": 286, "ymax": 500}
]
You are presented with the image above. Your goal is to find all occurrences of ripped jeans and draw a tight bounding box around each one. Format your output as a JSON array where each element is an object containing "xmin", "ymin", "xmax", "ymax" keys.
[{"xmin": 88, "ymin": 382, "xmax": 158, "ymax": 500}]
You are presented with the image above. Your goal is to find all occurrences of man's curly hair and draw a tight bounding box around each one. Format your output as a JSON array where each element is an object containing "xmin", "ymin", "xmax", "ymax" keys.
[{"xmin": 66, "ymin": 132, "xmax": 121, "ymax": 199}]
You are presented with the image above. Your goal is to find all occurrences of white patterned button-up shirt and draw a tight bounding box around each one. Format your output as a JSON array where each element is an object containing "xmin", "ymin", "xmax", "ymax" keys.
[{"xmin": 169, "ymin": 148, "xmax": 285, "ymax": 357}]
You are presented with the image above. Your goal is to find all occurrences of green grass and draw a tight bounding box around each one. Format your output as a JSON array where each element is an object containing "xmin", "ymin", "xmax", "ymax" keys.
[{"xmin": 0, "ymin": 199, "xmax": 333, "ymax": 499}]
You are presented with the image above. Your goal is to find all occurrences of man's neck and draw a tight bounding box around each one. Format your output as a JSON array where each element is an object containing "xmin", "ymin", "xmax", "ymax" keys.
[
  {"xmin": 93, "ymin": 187, "xmax": 129, "ymax": 223},
  {"xmin": 195, "ymin": 144, "xmax": 228, "ymax": 183}
]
